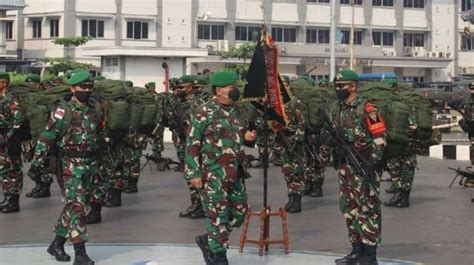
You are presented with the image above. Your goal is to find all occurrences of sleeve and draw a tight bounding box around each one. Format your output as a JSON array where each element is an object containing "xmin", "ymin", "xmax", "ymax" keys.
[
  {"xmin": 30, "ymin": 106, "xmax": 65, "ymax": 169},
  {"xmin": 294, "ymin": 100, "xmax": 307, "ymax": 142},
  {"xmin": 6, "ymin": 94, "xmax": 24, "ymax": 140},
  {"xmin": 184, "ymin": 107, "xmax": 206, "ymax": 180}
]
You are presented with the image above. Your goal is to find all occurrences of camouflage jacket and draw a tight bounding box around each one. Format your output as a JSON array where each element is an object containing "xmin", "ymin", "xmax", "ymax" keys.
[
  {"xmin": 284, "ymin": 98, "xmax": 306, "ymax": 142},
  {"xmin": 463, "ymin": 94, "xmax": 473, "ymax": 121},
  {"xmin": 322, "ymin": 96, "xmax": 386, "ymax": 163},
  {"xmin": 0, "ymin": 92, "xmax": 23, "ymax": 146},
  {"xmin": 31, "ymin": 100, "xmax": 103, "ymax": 169},
  {"xmin": 184, "ymin": 98, "xmax": 248, "ymax": 181}
]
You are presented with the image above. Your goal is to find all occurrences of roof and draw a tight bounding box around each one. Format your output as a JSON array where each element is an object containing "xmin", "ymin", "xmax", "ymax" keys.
[{"xmin": 0, "ymin": 0, "xmax": 25, "ymax": 9}]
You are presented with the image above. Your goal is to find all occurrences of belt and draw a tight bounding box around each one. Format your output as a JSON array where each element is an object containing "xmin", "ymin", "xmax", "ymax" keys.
[{"xmin": 62, "ymin": 150, "xmax": 96, "ymax": 158}]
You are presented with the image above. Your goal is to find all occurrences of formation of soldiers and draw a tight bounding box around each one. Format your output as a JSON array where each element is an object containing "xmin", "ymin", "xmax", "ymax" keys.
[{"xmin": 0, "ymin": 66, "xmax": 469, "ymax": 265}]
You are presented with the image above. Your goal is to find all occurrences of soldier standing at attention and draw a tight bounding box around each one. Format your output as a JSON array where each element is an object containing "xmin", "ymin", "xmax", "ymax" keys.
[
  {"xmin": 0, "ymin": 72, "xmax": 24, "ymax": 213},
  {"xmin": 187, "ymin": 71, "xmax": 256, "ymax": 265},
  {"xmin": 29, "ymin": 71, "xmax": 102, "ymax": 265},
  {"xmin": 459, "ymin": 81, "xmax": 474, "ymax": 188},
  {"xmin": 321, "ymin": 69, "xmax": 386, "ymax": 265}
]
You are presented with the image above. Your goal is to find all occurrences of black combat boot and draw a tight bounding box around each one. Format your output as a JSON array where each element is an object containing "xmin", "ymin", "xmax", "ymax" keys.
[
  {"xmin": 157, "ymin": 158, "xmax": 168, "ymax": 171},
  {"xmin": 47, "ymin": 235, "xmax": 71, "ymax": 262},
  {"xmin": 86, "ymin": 202, "xmax": 102, "ymax": 224},
  {"xmin": 105, "ymin": 189, "xmax": 122, "ymax": 207},
  {"xmin": 124, "ymin": 179, "xmax": 138, "ymax": 194},
  {"xmin": 335, "ymin": 243, "xmax": 364, "ymax": 265},
  {"xmin": 284, "ymin": 194, "xmax": 295, "ymax": 212},
  {"xmin": 357, "ymin": 244, "xmax": 378, "ymax": 265},
  {"xmin": 286, "ymin": 194, "xmax": 302, "ymax": 213},
  {"xmin": 174, "ymin": 163, "xmax": 184, "ymax": 172},
  {"xmin": 195, "ymin": 233, "xmax": 212, "ymax": 265},
  {"xmin": 209, "ymin": 251, "xmax": 229, "ymax": 265},
  {"xmin": 73, "ymin": 242, "xmax": 94, "ymax": 265},
  {"xmin": 395, "ymin": 190, "xmax": 410, "ymax": 208},
  {"xmin": 26, "ymin": 182, "xmax": 41, "ymax": 197},
  {"xmin": 179, "ymin": 198, "xmax": 201, "ymax": 218},
  {"xmin": 384, "ymin": 189, "xmax": 403, "ymax": 207},
  {"xmin": 304, "ymin": 182, "xmax": 313, "ymax": 196},
  {"xmin": 0, "ymin": 194, "xmax": 10, "ymax": 210},
  {"xmin": 2, "ymin": 194, "xmax": 20, "ymax": 213},
  {"xmin": 189, "ymin": 203, "xmax": 206, "ymax": 219},
  {"xmin": 31, "ymin": 183, "xmax": 51, "ymax": 198},
  {"xmin": 311, "ymin": 182, "xmax": 323, "ymax": 198},
  {"xmin": 385, "ymin": 186, "xmax": 396, "ymax": 194}
]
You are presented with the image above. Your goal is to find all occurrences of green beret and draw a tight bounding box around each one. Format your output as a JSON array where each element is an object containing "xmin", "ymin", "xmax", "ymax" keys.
[
  {"xmin": 469, "ymin": 82, "xmax": 474, "ymax": 89},
  {"xmin": 0, "ymin": 72, "xmax": 10, "ymax": 82},
  {"xmin": 145, "ymin": 82, "xmax": 156, "ymax": 89},
  {"xmin": 41, "ymin": 78, "xmax": 52, "ymax": 85},
  {"xmin": 210, "ymin": 71, "xmax": 239, "ymax": 87},
  {"xmin": 177, "ymin": 75, "xmax": 194, "ymax": 85},
  {"xmin": 384, "ymin": 79, "xmax": 398, "ymax": 88},
  {"xmin": 281, "ymin": 75, "xmax": 290, "ymax": 84},
  {"xmin": 94, "ymin": 75, "xmax": 106, "ymax": 81},
  {"xmin": 67, "ymin": 70, "xmax": 92, "ymax": 86},
  {"xmin": 194, "ymin": 76, "xmax": 208, "ymax": 86},
  {"xmin": 125, "ymin": 81, "xmax": 134, "ymax": 87},
  {"xmin": 26, "ymin": 74, "xmax": 41, "ymax": 83},
  {"xmin": 319, "ymin": 79, "xmax": 329, "ymax": 86},
  {"xmin": 334, "ymin": 69, "xmax": 359, "ymax": 83}
]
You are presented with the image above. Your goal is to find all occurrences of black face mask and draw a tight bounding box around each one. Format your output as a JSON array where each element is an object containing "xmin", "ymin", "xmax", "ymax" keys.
[
  {"xmin": 177, "ymin": 90, "xmax": 186, "ymax": 98},
  {"xmin": 336, "ymin": 89, "xmax": 350, "ymax": 101},
  {"xmin": 75, "ymin": 91, "xmax": 92, "ymax": 103},
  {"xmin": 228, "ymin": 88, "xmax": 241, "ymax": 102}
]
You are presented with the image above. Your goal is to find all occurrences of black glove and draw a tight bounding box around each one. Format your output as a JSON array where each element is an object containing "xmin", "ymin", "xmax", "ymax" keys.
[
  {"xmin": 28, "ymin": 164, "xmax": 42, "ymax": 181},
  {"xmin": 459, "ymin": 119, "xmax": 471, "ymax": 133}
]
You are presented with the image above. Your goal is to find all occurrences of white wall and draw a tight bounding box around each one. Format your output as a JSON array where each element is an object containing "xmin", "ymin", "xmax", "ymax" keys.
[
  {"xmin": 431, "ymin": 0, "xmax": 456, "ymax": 77},
  {"xmin": 403, "ymin": 9, "xmax": 428, "ymax": 28},
  {"xmin": 371, "ymin": 8, "xmax": 396, "ymax": 27},
  {"xmin": 198, "ymin": 0, "xmax": 227, "ymax": 20},
  {"xmin": 124, "ymin": 56, "xmax": 184, "ymax": 89},
  {"xmin": 236, "ymin": 0, "xmax": 264, "ymax": 21},
  {"xmin": 76, "ymin": 0, "xmax": 116, "ymax": 14},
  {"xmin": 162, "ymin": 0, "xmax": 192, "ymax": 48},
  {"xmin": 339, "ymin": 6, "xmax": 364, "ymax": 26},
  {"xmin": 307, "ymin": 4, "xmax": 330, "ymax": 24},
  {"xmin": 122, "ymin": 0, "xmax": 157, "ymax": 16},
  {"xmin": 24, "ymin": 0, "xmax": 64, "ymax": 14},
  {"xmin": 272, "ymin": 3, "xmax": 298, "ymax": 22}
]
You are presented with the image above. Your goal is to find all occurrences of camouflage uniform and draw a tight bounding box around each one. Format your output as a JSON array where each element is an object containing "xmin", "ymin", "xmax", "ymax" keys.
[
  {"xmin": 304, "ymin": 133, "xmax": 326, "ymax": 195},
  {"xmin": 185, "ymin": 98, "xmax": 249, "ymax": 253},
  {"xmin": 278, "ymin": 99, "xmax": 306, "ymax": 196},
  {"xmin": 1, "ymin": 93, "xmax": 24, "ymax": 195},
  {"xmin": 322, "ymin": 97, "xmax": 386, "ymax": 247},
  {"xmin": 31, "ymin": 101, "xmax": 104, "ymax": 243},
  {"xmin": 386, "ymin": 154, "xmax": 416, "ymax": 192}
]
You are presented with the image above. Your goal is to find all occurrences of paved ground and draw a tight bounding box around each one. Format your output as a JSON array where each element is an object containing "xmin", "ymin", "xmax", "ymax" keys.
[{"xmin": 0, "ymin": 144, "xmax": 473, "ymax": 265}]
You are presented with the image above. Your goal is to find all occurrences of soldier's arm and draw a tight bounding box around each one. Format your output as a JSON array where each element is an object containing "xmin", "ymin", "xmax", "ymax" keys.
[
  {"xmin": 31, "ymin": 106, "xmax": 65, "ymax": 169},
  {"xmin": 294, "ymin": 100, "xmax": 306, "ymax": 142},
  {"xmin": 184, "ymin": 108, "xmax": 205, "ymax": 181},
  {"xmin": 6, "ymin": 94, "xmax": 24, "ymax": 140}
]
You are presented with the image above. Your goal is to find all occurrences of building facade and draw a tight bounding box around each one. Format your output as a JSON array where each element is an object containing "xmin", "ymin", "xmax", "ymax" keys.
[
  {"xmin": 4, "ymin": 0, "xmax": 474, "ymax": 87},
  {"xmin": 0, "ymin": 0, "xmax": 25, "ymax": 71}
]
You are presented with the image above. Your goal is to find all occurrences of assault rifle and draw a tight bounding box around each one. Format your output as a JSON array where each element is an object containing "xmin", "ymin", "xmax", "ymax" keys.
[
  {"xmin": 448, "ymin": 166, "xmax": 474, "ymax": 188},
  {"xmin": 141, "ymin": 154, "xmax": 180, "ymax": 172},
  {"xmin": 167, "ymin": 98, "xmax": 187, "ymax": 142},
  {"xmin": 319, "ymin": 110, "xmax": 373, "ymax": 179}
]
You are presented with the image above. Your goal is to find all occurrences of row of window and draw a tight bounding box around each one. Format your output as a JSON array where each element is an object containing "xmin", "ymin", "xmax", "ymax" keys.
[
  {"xmin": 7, "ymin": 19, "xmax": 150, "ymax": 40},
  {"xmin": 308, "ymin": 0, "xmax": 423, "ymax": 8}
]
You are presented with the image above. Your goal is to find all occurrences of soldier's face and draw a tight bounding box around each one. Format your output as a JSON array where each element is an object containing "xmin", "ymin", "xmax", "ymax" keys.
[{"xmin": 0, "ymin": 80, "xmax": 8, "ymax": 91}]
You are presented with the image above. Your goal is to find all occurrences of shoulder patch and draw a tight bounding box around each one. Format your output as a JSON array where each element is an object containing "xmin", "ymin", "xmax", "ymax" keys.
[{"xmin": 54, "ymin": 108, "xmax": 65, "ymax": 120}]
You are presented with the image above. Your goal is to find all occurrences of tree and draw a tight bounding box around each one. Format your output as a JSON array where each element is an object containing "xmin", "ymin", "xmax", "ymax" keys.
[
  {"xmin": 41, "ymin": 57, "xmax": 93, "ymax": 75},
  {"xmin": 52, "ymin": 36, "xmax": 92, "ymax": 56},
  {"xmin": 219, "ymin": 42, "xmax": 256, "ymax": 79}
]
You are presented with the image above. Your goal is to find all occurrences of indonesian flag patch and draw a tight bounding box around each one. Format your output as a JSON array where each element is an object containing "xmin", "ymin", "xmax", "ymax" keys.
[{"xmin": 54, "ymin": 108, "xmax": 65, "ymax": 120}]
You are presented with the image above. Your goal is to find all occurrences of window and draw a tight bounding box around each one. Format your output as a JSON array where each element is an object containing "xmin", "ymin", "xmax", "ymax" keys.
[
  {"xmin": 403, "ymin": 76, "xmax": 424, "ymax": 83},
  {"xmin": 271, "ymin": 27, "xmax": 296, "ymax": 42},
  {"xmin": 373, "ymin": 0, "xmax": 393, "ymax": 6},
  {"xmin": 82, "ymin": 19, "xmax": 104, "ymax": 38},
  {"xmin": 340, "ymin": 30, "xmax": 363, "ymax": 45},
  {"xmin": 126, "ymin": 21, "xmax": 148, "ymax": 39},
  {"xmin": 340, "ymin": 0, "xmax": 362, "ymax": 4},
  {"xmin": 198, "ymin": 24, "xmax": 224, "ymax": 40},
  {"xmin": 307, "ymin": 0, "xmax": 330, "ymax": 3},
  {"xmin": 461, "ymin": 34, "xmax": 474, "ymax": 51},
  {"xmin": 372, "ymin": 31, "xmax": 394, "ymax": 46},
  {"xmin": 105, "ymin": 57, "xmax": 119, "ymax": 67},
  {"xmin": 32, "ymin": 19, "xmax": 42, "ymax": 38},
  {"xmin": 403, "ymin": 0, "xmax": 424, "ymax": 8},
  {"xmin": 306, "ymin": 28, "xmax": 330, "ymax": 44},
  {"xmin": 5, "ymin": 21, "xmax": 13, "ymax": 40},
  {"xmin": 311, "ymin": 75, "xmax": 330, "ymax": 81},
  {"xmin": 403, "ymin": 33, "xmax": 425, "ymax": 47},
  {"xmin": 462, "ymin": 0, "xmax": 472, "ymax": 11},
  {"xmin": 235, "ymin": 25, "xmax": 260, "ymax": 41},
  {"xmin": 50, "ymin": 19, "xmax": 59, "ymax": 38}
]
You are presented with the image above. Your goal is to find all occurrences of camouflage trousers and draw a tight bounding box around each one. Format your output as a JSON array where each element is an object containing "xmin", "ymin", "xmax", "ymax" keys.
[
  {"xmin": 339, "ymin": 162, "xmax": 381, "ymax": 246},
  {"xmin": 30, "ymin": 157, "xmax": 54, "ymax": 185},
  {"xmin": 278, "ymin": 142, "xmax": 305, "ymax": 195},
  {"xmin": 127, "ymin": 146, "xmax": 142, "ymax": 181},
  {"xmin": 55, "ymin": 157, "xmax": 106, "ymax": 244},
  {"xmin": 200, "ymin": 169, "xmax": 249, "ymax": 253},
  {"xmin": 386, "ymin": 154, "xmax": 417, "ymax": 192},
  {"xmin": 101, "ymin": 141, "xmax": 129, "ymax": 191},
  {"xmin": 0, "ymin": 146, "xmax": 23, "ymax": 195},
  {"xmin": 151, "ymin": 125, "xmax": 165, "ymax": 156},
  {"xmin": 172, "ymin": 132, "xmax": 185, "ymax": 163}
]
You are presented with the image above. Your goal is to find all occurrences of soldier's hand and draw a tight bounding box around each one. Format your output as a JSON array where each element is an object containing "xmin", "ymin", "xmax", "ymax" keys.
[
  {"xmin": 28, "ymin": 164, "xmax": 41, "ymax": 180},
  {"xmin": 190, "ymin": 178, "xmax": 203, "ymax": 189},
  {"xmin": 245, "ymin": 130, "xmax": 257, "ymax": 142}
]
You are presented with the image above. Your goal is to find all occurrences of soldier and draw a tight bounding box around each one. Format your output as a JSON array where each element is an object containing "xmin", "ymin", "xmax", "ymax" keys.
[
  {"xmin": 26, "ymin": 74, "xmax": 41, "ymax": 90},
  {"xmin": 150, "ymin": 81, "xmax": 171, "ymax": 171},
  {"xmin": 28, "ymin": 70, "xmax": 103, "ymax": 265},
  {"xmin": 319, "ymin": 79, "xmax": 329, "ymax": 88},
  {"xmin": 0, "ymin": 72, "xmax": 24, "ymax": 214},
  {"xmin": 125, "ymin": 80, "xmax": 134, "ymax": 89},
  {"xmin": 41, "ymin": 78, "xmax": 54, "ymax": 90},
  {"xmin": 187, "ymin": 71, "xmax": 256, "ymax": 265},
  {"xmin": 458, "ymin": 81, "xmax": 474, "ymax": 188},
  {"xmin": 321, "ymin": 69, "xmax": 386, "ymax": 265},
  {"xmin": 52, "ymin": 76, "xmax": 64, "ymax": 86}
]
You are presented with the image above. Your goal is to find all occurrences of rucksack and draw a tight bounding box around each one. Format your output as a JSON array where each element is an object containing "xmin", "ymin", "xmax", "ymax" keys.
[
  {"xmin": 93, "ymin": 80, "xmax": 130, "ymax": 132},
  {"xmin": 8, "ymin": 82, "xmax": 37, "ymax": 141},
  {"xmin": 128, "ymin": 87, "xmax": 159, "ymax": 133}
]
